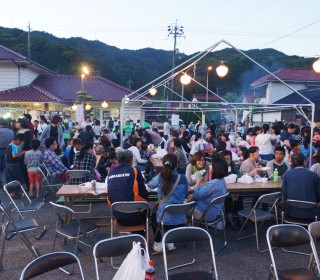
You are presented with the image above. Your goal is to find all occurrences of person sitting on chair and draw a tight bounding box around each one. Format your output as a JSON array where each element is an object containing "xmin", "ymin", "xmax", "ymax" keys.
[
  {"xmin": 148, "ymin": 153, "xmax": 189, "ymax": 253},
  {"xmin": 43, "ymin": 137, "xmax": 68, "ymax": 181},
  {"xmin": 282, "ymin": 151, "xmax": 320, "ymax": 220},
  {"xmin": 107, "ymin": 151, "xmax": 148, "ymax": 232},
  {"xmin": 191, "ymin": 158, "xmax": 228, "ymax": 223}
]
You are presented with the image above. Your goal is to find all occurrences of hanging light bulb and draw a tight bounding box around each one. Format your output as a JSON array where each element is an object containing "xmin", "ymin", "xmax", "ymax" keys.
[
  {"xmin": 71, "ymin": 104, "xmax": 78, "ymax": 111},
  {"xmin": 180, "ymin": 73, "xmax": 192, "ymax": 85},
  {"xmin": 149, "ymin": 86, "xmax": 157, "ymax": 96},
  {"xmin": 101, "ymin": 101, "xmax": 109, "ymax": 108},
  {"xmin": 313, "ymin": 58, "xmax": 320, "ymax": 73},
  {"xmin": 123, "ymin": 96, "xmax": 130, "ymax": 104},
  {"xmin": 216, "ymin": 61, "xmax": 229, "ymax": 78},
  {"xmin": 85, "ymin": 104, "xmax": 92, "ymax": 111}
]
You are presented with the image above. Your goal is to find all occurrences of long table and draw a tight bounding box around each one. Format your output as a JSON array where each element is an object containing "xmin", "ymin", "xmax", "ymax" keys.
[
  {"xmin": 227, "ymin": 181, "xmax": 282, "ymax": 193},
  {"xmin": 227, "ymin": 180, "xmax": 282, "ymax": 200},
  {"xmin": 56, "ymin": 183, "xmax": 108, "ymax": 197}
]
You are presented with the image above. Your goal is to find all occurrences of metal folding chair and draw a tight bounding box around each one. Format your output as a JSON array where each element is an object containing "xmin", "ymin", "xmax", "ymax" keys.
[
  {"xmin": 20, "ymin": 251, "xmax": 84, "ymax": 280},
  {"xmin": 162, "ymin": 226, "xmax": 219, "ymax": 280},
  {"xmin": 3, "ymin": 180, "xmax": 47, "ymax": 239},
  {"xmin": 50, "ymin": 202, "xmax": 99, "ymax": 258},
  {"xmin": 111, "ymin": 201, "xmax": 150, "ymax": 245},
  {"xmin": 282, "ymin": 199, "xmax": 318, "ymax": 226},
  {"xmin": 66, "ymin": 170, "xmax": 93, "ymax": 214},
  {"xmin": 195, "ymin": 192, "xmax": 229, "ymax": 251},
  {"xmin": 66, "ymin": 170, "xmax": 91, "ymax": 185},
  {"xmin": 0, "ymin": 201, "xmax": 39, "ymax": 268},
  {"xmin": 236, "ymin": 191, "xmax": 281, "ymax": 252},
  {"xmin": 267, "ymin": 224, "xmax": 320, "ymax": 280},
  {"xmin": 154, "ymin": 201, "xmax": 196, "ymax": 247},
  {"xmin": 93, "ymin": 234, "xmax": 149, "ymax": 275},
  {"xmin": 38, "ymin": 164, "xmax": 63, "ymax": 198}
]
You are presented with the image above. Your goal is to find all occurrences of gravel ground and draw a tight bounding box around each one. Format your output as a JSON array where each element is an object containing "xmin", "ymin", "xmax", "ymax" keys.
[{"xmin": 0, "ymin": 194, "xmax": 316, "ymax": 280}]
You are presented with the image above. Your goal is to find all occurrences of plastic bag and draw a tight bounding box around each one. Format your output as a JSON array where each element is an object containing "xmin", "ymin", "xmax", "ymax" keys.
[
  {"xmin": 237, "ymin": 174, "xmax": 254, "ymax": 184},
  {"xmin": 113, "ymin": 242, "xmax": 149, "ymax": 280},
  {"xmin": 224, "ymin": 174, "xmax": 237, "ymax": 184}
]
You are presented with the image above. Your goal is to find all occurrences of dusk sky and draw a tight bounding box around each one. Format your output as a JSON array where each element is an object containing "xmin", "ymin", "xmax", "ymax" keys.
[{"xmin": 1, "ymin": 0, "xmax": 320, "ymax": 57}]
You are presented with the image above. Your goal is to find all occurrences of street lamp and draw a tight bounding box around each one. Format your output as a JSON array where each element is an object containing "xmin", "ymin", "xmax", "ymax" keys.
[
  {"xmin": 313, "ymin": 58, "xmax": 320, "ymax": 73},
  {"xmin": 180, "ymin": 73, "xmax": 192, "ymax": 107},
  {"xmin": 71, "ymin": 104, "xmax": 78, "ymax": 111},
  {"xmin": 216, "ymin": 61, "xmax": 229, "ymax": 78},
  {"xmin": 206, "ymin": 66, "xmax": 213, "ymax": 104},
  {"xmin": 81, "ymin": 65, "xmax": 90, "ymax": 91}
]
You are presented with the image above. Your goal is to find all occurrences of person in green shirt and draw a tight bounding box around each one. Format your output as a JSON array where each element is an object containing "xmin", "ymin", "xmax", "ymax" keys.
[{"xmin": 123, "ymin": 118, "xmax": 134, "ymax": 138}]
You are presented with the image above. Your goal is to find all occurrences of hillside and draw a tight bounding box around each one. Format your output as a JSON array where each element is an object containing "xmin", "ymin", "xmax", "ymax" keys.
[{"xmin": 0, "ymin": 26, "xmax": 315, "ymax": 98}]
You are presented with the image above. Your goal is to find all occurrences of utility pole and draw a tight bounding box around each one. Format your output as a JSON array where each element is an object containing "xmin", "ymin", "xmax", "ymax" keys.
[
  {"xmin": 27, "ymin": 21, "xmax": 31, "ymax": 60},
  {"xmin": 168, "ymin": 20, "xmax": 184, "ymax": 102}
]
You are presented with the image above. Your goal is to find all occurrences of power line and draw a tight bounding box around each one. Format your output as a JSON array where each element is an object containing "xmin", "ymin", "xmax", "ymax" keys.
[{"xmin": 258, "ymin": 18, "xmax": 320, "ymax": 48}]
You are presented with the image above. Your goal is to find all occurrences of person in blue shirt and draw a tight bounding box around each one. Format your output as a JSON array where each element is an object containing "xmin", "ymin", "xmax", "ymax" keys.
[
  {"xmin": 148, "ymin": 153, "xmax": 189, "ymax": 252},
  {"xmin": 192, "ymin": 158, "xmax": 228, "ymax": 222},
  {"xmin": 300, "ymin": 136, "xmax": 316, "ymax": 165}
]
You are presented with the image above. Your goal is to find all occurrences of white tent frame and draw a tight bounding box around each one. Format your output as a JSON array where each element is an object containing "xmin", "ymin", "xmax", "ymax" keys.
[{"xmin": 120, "ymin": 39, "xmax": 315, "ymax": 166}]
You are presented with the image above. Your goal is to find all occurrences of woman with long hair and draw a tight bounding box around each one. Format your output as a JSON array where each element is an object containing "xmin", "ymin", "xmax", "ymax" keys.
[
  {"xmin": 70, "ymin": 142, "xmax": 97, "ymax": 184},
  {"xmin": 148, "ymin": 153, "xmax": 189, "ymax": 252}
]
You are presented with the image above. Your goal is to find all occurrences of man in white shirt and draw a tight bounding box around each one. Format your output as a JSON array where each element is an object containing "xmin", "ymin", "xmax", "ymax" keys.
[
  {"xmin": 163, "ymin": 120, "xmax": 171, "ymax": 140},
  {"xmin": 255, "ymin": 124, "xmax": 276, "ymax": 161}
]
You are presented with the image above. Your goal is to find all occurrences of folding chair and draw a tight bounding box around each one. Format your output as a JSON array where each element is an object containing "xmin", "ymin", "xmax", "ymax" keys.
[
  {"xmin": 0, "ymin": 201, "xmax": 39, "ymax": 268},
  {"xmin": 236, "ymin": 191, "xmax": 281, "ymax": 252},
  {"xmin": 267, "ymin": 224, "xmax": 320, "ymax": 280},
  {"xmin": 282, "ymin": 199, "xmax": 318, "ymax": 226},
  {"xmin": 3, "ymin": 180, "xmax": 47, "ymax": 239},
  {"xmin": 38, "ymin": 164, "xmax": 63, "ymax": 198},
  {"xmin": 111, "ymin": 201, "xmax": 150, "ymax": 245},
  {"xmin": 162, "ymin": 226, "xmax": 219, "ymax": 280},
  {"xmin": 154, "ymin": 201, "xmax": 196, "ymax": 248},
  {"xmin": 66, "ymin": 170, "xmax": 92, "ymax": 214},
  {"xmin": 93, "ymin": 234, "xmax": 149, "ymax": 275},
  {"xmin": 50, "ymin": 202, "xmax": 99, "ymax": 258},
  {"xmin": 195, "ymin": 193, "xmax": 229, "ymax": 251},
  {"xmin": 66, "ymin": 170, "xmax": 91, "ymax": 185},
  {"xmin": 20, "ymin": 252, "xmax": 84, "ymax": 280}
]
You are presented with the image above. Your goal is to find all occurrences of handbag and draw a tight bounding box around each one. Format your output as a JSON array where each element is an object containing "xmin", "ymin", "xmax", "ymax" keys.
[{"xmin": 152, "ymin": 174, "xmax": 181, "ymax": 214}]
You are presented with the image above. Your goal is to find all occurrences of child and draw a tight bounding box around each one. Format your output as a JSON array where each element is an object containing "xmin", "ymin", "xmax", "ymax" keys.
[
  {"xmin": 235, "ymin": 132, "xmax": 243, "ymax": 147},
  {"xmin": 24, "ymin": 139, "xmax": 43, "ymax": 198},
  {"xmin": 6, "ymin": 134, "xmax": 26, "ymax": 187}
]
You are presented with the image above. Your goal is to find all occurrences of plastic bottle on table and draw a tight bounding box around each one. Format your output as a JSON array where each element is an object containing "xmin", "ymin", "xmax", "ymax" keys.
[
  {"xmin": 145, "ymin": 260, "xmax": 155, "ymax": 280},
  {"xmin": 273, "ymin": 168, "xmax": 278, "ymax": 183}
]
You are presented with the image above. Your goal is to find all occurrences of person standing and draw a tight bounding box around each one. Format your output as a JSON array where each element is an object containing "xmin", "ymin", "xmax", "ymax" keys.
[
  {"xmin": 40, "ymin": 115, "xmax": 64, "ymax": 153},
  {"xmin": 163, "ymin": 120, "xmax": 171, "ymax": 141},
  {"xmin": 255, "ymin": 124, "xmax": 276, "ymax": 161},
  {"xmin": 24, "ymin": 139, "xmax": 43, "ymax": 198},
  {"xmin": 5, "ymin": 134, "xmax": 26, "ymax": 186},
  {"xmin": 24, "ymin": 114, "xmax": 34, "ymax": 140},
  {"xmin": 0, "ymin": 118, "xmax": 14, "ymax": 187}
]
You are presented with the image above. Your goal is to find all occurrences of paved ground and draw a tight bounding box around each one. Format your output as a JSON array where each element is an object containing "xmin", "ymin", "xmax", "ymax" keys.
[{"xmin": 0, "ymin": 193, "xmax": 315, "ymax": 280}]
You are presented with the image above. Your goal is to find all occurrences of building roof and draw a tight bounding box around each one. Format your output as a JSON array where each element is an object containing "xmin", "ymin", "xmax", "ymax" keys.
[
  {"xmin": 274, "ymin": 87, "xmax": 320, "ymax": 105},
  {"xmin": 31, "ymin": 75, "xmax": 132, "ymax": 102},
  {"xmin": 192, "ymin": 93, "xmax": 222, "ymax": 102},
  {"xmin": 0, "ymin": 44, "xmax": 57, "ymax": 75},
  {"xmin": 0, "ymin": 44, "xmax": 26, "ymax": 60},
  {"xmin": 251, "ymin": 68, "xmax": 320, "ymax": 87},
  {"xmin": 0, "ymin": 85, "xmax": 63, "ymax": 103}
]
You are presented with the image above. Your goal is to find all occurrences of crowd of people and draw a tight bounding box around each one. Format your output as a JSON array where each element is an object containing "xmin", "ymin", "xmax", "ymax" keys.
[{"xmin": 1, "ymin": 113, "xmax": 320, "ymax": 252}]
